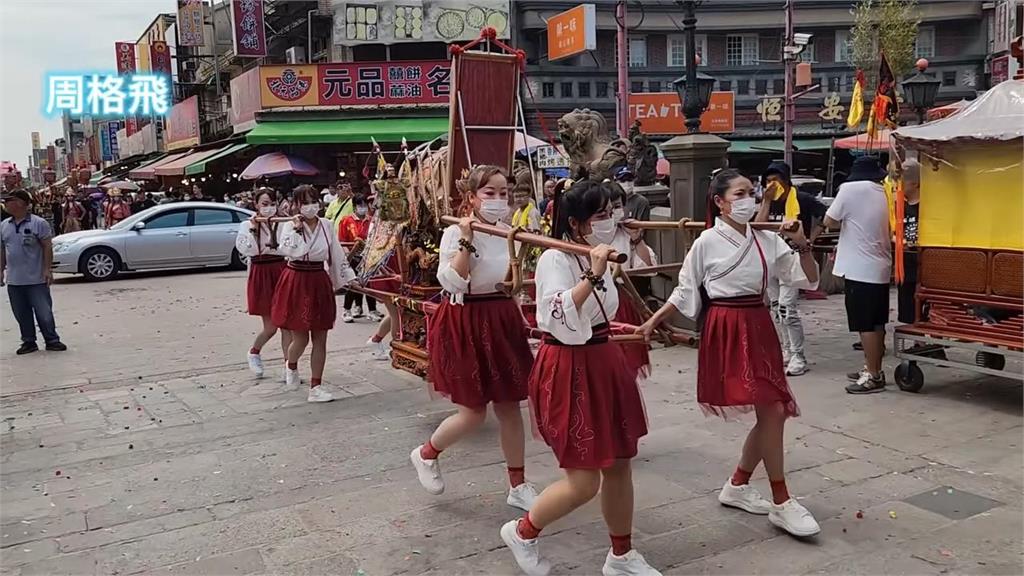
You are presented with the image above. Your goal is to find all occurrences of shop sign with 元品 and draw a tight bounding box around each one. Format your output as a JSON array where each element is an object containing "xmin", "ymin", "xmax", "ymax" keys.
[{"xmin": 259, "ymin": 61, "xmax": 452, "ymax": 108}]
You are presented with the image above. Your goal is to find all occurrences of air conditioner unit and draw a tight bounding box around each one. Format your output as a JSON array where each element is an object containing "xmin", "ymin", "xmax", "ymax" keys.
[{"xmin": 285, "ymin": 46, "xmax": 306, "ymax": 64}]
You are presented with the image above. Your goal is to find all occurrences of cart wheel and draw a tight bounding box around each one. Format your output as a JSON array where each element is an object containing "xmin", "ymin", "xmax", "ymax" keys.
[
  {"xmin": 894, "ymin": 361, "xmax": 925, "ymax": 393},
  {"xmin": 975, "ymin": 351, "xmax": 1006, "ymax": 371}
]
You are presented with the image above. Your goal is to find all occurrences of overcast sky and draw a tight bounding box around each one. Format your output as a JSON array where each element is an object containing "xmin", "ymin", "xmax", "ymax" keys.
[{"xmin": 0, "ymin": 1, "xmax": 166, "ymax": 169}]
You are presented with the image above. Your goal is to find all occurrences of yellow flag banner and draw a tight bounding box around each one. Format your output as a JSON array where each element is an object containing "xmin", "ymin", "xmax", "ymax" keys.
[{"xmin": 847, "ymin": 70, "xmax": 865, "ymax": 129}]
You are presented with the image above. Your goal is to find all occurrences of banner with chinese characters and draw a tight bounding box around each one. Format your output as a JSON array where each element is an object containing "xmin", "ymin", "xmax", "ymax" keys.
[
  {"xmin": 107, "ymin": 121, "xmax": 122, "ymax": 160},
  {"xmin": 231, "ymin": 0, "xmax": 267, "ymax": 58},
  {"xmin": 100, "ymin": 122, "xmax": 113, "ymax": 161},
  {"xmin": 628, "ymin": 92, "xmax": 735, "ymax": 134},
  {"xmin": 230, "ymin": 67, "xmax": 261, "ymax": 133},
  {"xmin": 547, "ymin": 4, "xmax": 596, "ymax": 62},
  {"xmin": 166, "ymin": 95, "xmax": 201, "ymax": 150},
  {"xmin": 115, "ymin": 42, "xmax": 138, "ymax": 136},
  {"xmin": 150, "ymin": 41, "xmax": 173, "ymax": 77},
  {"xmin": 177, "ymin": 0, "xmax": 205, "ymax": 47},
  {"xmin": 332, "ymin": 0, "xmax": 510, "ymax": 46},
  {"xmin": 259, "ymin": 61, "xmax": 451, "ymax": 109}
]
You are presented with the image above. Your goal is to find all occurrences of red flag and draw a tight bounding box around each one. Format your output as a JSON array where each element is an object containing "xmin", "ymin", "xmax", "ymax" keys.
[{"xmin": 873, "ymin": 52, "xmax": 900, "ymax": 130}]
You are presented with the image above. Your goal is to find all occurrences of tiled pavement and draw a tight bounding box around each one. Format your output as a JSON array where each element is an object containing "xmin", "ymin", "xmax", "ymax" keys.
[{"xmin": 1, "ymin": 272, "xmax": 1021, "ymax": 575}]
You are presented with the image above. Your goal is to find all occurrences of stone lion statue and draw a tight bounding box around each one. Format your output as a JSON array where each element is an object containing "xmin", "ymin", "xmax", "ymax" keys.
[{"xmin": 557, "ymin": 108, "xmax": 626, "ymax": 182}]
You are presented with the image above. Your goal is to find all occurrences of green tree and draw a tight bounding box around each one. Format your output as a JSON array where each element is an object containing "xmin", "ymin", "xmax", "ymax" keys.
[{"xmin": 851, "ymin": 0, "xmax": 921, "ymax": 85}]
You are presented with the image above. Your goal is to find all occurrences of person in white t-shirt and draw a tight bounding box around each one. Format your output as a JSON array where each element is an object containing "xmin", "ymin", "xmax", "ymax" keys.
[{"xmin": 824, "ymin": 156, "xmax": 892, "ymax": 394}]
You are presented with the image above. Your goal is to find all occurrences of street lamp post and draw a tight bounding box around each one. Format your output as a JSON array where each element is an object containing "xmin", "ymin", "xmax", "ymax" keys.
[
  {"xmin": 673, "ymin": 0, "xmax": 714, "ymax": 133},
  {"xmin": 901, "ymin": 59, "xmax": 941, "ymax": 125}
]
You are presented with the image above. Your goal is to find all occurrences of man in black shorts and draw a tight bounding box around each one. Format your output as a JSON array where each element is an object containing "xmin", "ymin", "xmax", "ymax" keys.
[{"xmin": 824, "ymin": 157, "xmax": 892, "ymax": 394}]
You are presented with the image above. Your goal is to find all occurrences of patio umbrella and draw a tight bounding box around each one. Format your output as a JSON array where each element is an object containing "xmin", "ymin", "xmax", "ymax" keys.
[
  {"xmin": 833, "ymin": 129, "xmax": 894, "ymax": 151},
  {"xmin": 514, "ymin": 132, "xmax": 548, "ymax": 152},
  {"xmin": 101, "ymin": 180, "xmax": 141, "ymax": 191},
  {"xmin": 240, "ymin": 152, "xmax": 318, "ymax": 180}
]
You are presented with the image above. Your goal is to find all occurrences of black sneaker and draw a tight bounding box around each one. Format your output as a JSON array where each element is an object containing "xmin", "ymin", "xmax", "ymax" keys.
[
  {"xmin": 45, "ymin": 341, "xmax": 68, "ymax": 352},
  {"xmin": 847, "ymin": 369, "xmax": 866, "ymax": 381},
  {"xmin": 846, "ymin": 372, "xmax": 886, "ymax": 394},
  {"xmin": 16, "ymin": 343, "xmax": 39, "ymax": 355}
]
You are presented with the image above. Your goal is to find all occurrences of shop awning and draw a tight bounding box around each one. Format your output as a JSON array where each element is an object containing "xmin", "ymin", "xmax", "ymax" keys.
[
  {"xmin": 184, "ymin": 143, "xmax": 250, "ymax": 176},
  {"xmin": 246, "ymin": 117, "xmax": 448, "ymax": 145},
  {"xmin": 154, "ymin": 148, "xmax": 229, "ymax": 177},
  {"xmin": 728, "ymin": 138, "xmax": 836, "ymax": 154},
  {"xmin": 128, "ymin": 152, "xmax": 190, "ymax": 180},
  {"xmin": 91, "ymin": 152, "xmax": 166, "ymax": 184}
]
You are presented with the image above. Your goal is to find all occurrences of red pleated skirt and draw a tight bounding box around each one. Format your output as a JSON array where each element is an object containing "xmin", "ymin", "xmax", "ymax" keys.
[
  {"xmin": 271, "ymin": 262, "xmax": 336, "ymax": 331},
  {"xmin": 529, "ymin": 326, "xmax": 648, "ymax": 469},
  {"xmin": 427, "ymin": 294, "xmax": 533, "ymax": 408},
  {"xmin": 698, "ymin": 295, "xmax": 800, "ymax": 419},
  {"xmin": 246, "ymin": 256, "xmax": 286, "ymax": 316},
  {"xmin": 614, "ymin": 284, "xmax": 651, "ymax": 381}
]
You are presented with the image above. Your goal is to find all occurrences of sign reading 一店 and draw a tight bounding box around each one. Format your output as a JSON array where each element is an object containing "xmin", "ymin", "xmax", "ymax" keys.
[
  {"xmin": 547, "ymin": 4, "xmax": 596, "ymax": 62},
  {"xmin": 259, "ymin": 61, "xmax": 452, "ymax": 109}
]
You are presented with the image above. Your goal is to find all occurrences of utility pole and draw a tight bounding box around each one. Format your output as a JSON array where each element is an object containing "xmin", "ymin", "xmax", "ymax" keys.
[
  {"xmin": 783, "ymin": 0, "xmax": 794, "ymax": 166},
  {"xmin": 616, "ymin": 1, "xmax": 629, "ymax": 137}
]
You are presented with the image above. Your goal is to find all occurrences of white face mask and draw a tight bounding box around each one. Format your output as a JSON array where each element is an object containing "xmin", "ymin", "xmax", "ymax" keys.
[
  {"xmin": 584, "ymin": 217, "xmax": 617, "ymax": 246},
  {"xmin": 355, "ymin": 206, "xmax": 368, "ymax": 218},
  {"xmin": 299, "ymin": 203, "xmax": 319, "ymax": 218},
  {"xmin": 478, "ymin": 199, "xmax": 509, "ymax": 223},
  {"xmin": 727, "ymin": 197, "xmax": 756, "ymax": 224},
  {"xmin": 258, "ymin": 205, "xmax": 276, "ymax": 218},
  {"xmin": 612, "ymin": 208, "xmax": 625, "ymax": 225}
]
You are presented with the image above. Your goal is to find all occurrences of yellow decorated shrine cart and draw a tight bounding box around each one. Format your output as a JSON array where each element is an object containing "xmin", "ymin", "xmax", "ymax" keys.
[{"xmin": 891, "ymin": 79, "xmax": 1024, "ymax": 391}]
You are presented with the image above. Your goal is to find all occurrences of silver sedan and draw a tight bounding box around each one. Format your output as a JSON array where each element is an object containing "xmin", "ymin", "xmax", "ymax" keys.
[{"xmin": 51, "ymin": 202, "xmax": 254, "ymax": 281}]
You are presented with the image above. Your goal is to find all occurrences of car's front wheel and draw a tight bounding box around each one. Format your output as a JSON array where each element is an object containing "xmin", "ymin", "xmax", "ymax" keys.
[
  {"xmin": 80, "ymin": 248, "xmax": 121, "ymax": 281},
  {"xmin": 229, "ymin": 248, "xmax": 248, "ymax": 270}
]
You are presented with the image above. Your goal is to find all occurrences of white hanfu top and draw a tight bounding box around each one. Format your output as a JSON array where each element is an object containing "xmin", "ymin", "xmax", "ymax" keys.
[
  {"xmin": 668, "ymin": 218, "xmax": 817, "ymax": 320},
  {"xmin": 535, "ymin": 248, "xmax": 619, "ymax": 345},
  {"xmin": 234, "ymin": 221, "xmax": 281, "ymax": 257},
  {"xmin": 276, "ymin": 217, "xmax": 356, "ymax": 291},
  {"xmin": 436, "ymin": 223, "xmax": 511, "ymax": 304},
  {"xmin": 610, "ymin": 228, "xmax": 659, "ymax": 273}
]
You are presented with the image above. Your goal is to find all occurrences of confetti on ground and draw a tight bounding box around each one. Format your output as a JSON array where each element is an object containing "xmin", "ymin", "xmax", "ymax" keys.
[
  {"xmin": 855, "ymin": 510, "xmax": 863, "ymax": 519},
  {"xmin": 889, "ymin": 510, "xmax": 897, "ymax": 519}
]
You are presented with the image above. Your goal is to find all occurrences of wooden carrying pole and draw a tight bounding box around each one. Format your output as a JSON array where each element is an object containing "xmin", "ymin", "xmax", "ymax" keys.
[
  {"xmin": 440, "ymin": 216, "xmax": 628, "ymax": 264},
  {"xmin": 622, "ymin": 219, "xmax": 787, "ymax": 231}
]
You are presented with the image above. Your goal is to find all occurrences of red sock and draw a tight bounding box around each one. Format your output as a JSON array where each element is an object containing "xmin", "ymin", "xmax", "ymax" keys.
[
  {"xmin": 731, "ymin": 466, "xmax": 753, "ymax": 486},
  {"xmin": 249, "ymin": 347, "xmax": 260, "ymax": 355},
  {"xmin": 770, "ymin": 478, "xmax": 790, "ymax": 504},
  {"xmin": 310, "ymin": 377, "xmax": 321, "ymax": 389},
  {"xmin": 516, "ymin": 513, "xmax": 541, "ymax": 540},
  {"xmin": 371, "ymin": 334, "xmax": 384, "ymax": 343},
  {"xmin": 420, "ymin": 440, "xmax": 441, "ymax": 460},
  {"xmin": 610, "ymin": 533, "xmax": 632, "ymax": 556},
  {"xmin": 507, "ymin": 466, "xmax": 525, "ymax": 488},
  {"xmin": 287, "ymin": 362, "xmax": 298, "ymax": 370}
]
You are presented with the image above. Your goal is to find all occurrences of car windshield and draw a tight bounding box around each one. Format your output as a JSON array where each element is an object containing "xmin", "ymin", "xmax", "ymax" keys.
[{"xmin": 109, "ymin": 205, "xmax": 170, "ymax": 231}]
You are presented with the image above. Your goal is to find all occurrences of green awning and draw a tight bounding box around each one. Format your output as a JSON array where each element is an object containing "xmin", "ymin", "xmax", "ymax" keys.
[
  {"xmin": 728, "ymin": 138, "xmax": 836, "ymax": 154},
  {"xmin": 184, "ymin": 143, "xmax": 250, "ymax": 176},
  {"xmin": 246, "ymin": 118, "xmax": 448, "ymax": 145}
]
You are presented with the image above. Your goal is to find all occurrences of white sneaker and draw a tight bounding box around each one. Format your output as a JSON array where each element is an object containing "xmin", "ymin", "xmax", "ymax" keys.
[
  {"xmin": 342, "ymin": 310, "xmax": 354, "ymax": 323},
  {"xmin": 500, "ymin": 520, "xmax": 550, "ymax": 576},
  {"xmin": 769, "ymin": 498, "xmax": 821, "ymax": 537},
  {"xmin": 602, "ymin": 549, "xmax": 662, "ymax": 576},
  {"xmin": 247, "ymin": 352, "xmax": 264, "ymax": 378},
  {"xmin": 718, "ymin": 480, "xmax": 772, "ymax": 515},
  {"xmin": 507, "ymin": 483, "xmax": 539, "ymax": 512},
  {"xmin": 786, "ymin": 355, "xmax": 808, "ymax": 376},
  {"xmin": 410, "ymin": 446, "xmax": 444, "ymax": 495},
  {"xmin": 367, "ymin": 338, "xmax": 390, "ymax": 361},
  {"xmin": 366, "ymin": 310, "xmax": 384, "ymax": 322},
  {"xmin": 284, "ymin": 368, "xmax": 301, "ymax": 391},
  {"xmin": 307, "ymin": 386, "xmax": 334, "ymax": 403},
  {"xmin": 352, "ymin": 305, "xmax": 363, "ymax": 318}
]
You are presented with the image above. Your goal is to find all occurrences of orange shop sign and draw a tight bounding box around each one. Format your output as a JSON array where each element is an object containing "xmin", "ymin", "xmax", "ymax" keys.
[
  {"xmin": 628, "ymin": 91, "xmax": 735, "ymax": 134},
  {"xmin": 547, "ymin": 4, "xmax": 596, "ymax": 62}
]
